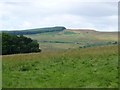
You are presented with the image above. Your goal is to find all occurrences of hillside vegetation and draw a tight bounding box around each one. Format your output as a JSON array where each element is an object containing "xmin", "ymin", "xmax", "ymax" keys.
[
  {"xmin": 2, "ymin": 26, "xmax": 66, "ymax": 35},
  {"xmin": 3, "ymin": 45, "xmax": 118, "ymax": 88},
  {"xmin": 2, "ymin": 27, "xmax": 118, "ymax": 88},
  {"xmin": 2, "ymin": 33, "xmax": 41, "ymax": 55},
  {"xmin": 2, "ymin": 27, "xmax": 118, "ymax": 51},
  {"xmin": 25, "ymin": 29, "xmax": 118, "ymax": 51}
]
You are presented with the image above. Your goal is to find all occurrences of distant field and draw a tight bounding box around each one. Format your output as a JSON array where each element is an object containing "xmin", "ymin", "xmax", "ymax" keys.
[
  {"xmin": 3, "ymin": 45, "xmax": 118, "ymax": 88},
  {"xmin": 25, "ymin": 29, "xmax": 118, "ymax": 51}
]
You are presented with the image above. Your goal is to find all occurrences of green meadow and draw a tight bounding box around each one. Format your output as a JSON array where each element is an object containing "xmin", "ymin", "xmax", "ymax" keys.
[
  {"xmin": 2, "ymin": 29, "xmax": 118, "ymax": 88},
  {"xmin": 3, "ymin": 45, "xmax": 118, "ymax": 88}
]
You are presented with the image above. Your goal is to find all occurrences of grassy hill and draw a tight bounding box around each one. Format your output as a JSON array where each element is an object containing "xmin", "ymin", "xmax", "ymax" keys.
[
  {"xmin": 2, "ymin": 27, "xmax": 118, "ymax": 51},
  {"xmin": 24, "ymin": 29, "xmax": 118, "ymax": 51},
  {"xmin": 2, "ymin": 27, "xmax": 118, "ymax": 88}
]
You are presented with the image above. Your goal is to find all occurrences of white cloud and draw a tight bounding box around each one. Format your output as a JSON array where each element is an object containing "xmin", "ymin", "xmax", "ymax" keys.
[
  {"xmin": 20, "ymin": 21, "xmax": 32, "ymax": 29},
  {"xmin": 0, "ymin": 0, "xmax": 118, "ymax": 31}
]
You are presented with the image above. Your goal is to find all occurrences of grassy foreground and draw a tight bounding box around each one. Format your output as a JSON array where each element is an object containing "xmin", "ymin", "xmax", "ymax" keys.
[{"xmin": 2, "ymin": 45, "xmax": 118, "ymax": 88}]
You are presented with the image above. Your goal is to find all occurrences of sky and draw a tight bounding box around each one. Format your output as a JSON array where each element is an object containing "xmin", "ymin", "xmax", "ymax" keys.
[{"xmin": 0, "ymin": 0, "xmax": 118, "ymax": 31}]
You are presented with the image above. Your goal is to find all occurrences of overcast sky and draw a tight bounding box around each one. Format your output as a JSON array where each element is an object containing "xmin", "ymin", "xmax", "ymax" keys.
[{"xmin": 0, "ymin": 0, "xmax": 118, "ymax": 31}]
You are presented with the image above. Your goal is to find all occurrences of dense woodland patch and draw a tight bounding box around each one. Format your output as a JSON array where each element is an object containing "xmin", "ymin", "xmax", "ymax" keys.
[{"xmin": 2, "ymin": 33, "xmax": 41, "ymax": 55}]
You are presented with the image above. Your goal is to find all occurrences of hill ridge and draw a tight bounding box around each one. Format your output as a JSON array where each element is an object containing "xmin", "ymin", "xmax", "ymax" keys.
[{"xmin": 2, "ymin": 26, "xmax": 66, "ymax": 35}]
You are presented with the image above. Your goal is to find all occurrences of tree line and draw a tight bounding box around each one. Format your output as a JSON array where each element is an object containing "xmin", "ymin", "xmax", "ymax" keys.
[{"xmin": 2, "ymin": 33, "xmax": 41, "ymax": 55}]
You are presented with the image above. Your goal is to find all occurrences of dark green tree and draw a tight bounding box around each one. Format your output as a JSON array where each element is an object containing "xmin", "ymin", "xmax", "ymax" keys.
[{"xmin": 2, "ymin": 33, "xmax": 41, "ymax": 55}]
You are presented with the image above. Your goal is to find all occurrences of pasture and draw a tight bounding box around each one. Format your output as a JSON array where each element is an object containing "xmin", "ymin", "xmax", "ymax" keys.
[
  {"xmin": 2, "ymin": 45, "xmax": 118, "ymax": 88},
  {"xmin": 2, "ymin": 29, "xmax": 118, "ymax": 88},
  {"xmin": 25, "ymin": 30, "xmax": 118, "ymax": 51}
]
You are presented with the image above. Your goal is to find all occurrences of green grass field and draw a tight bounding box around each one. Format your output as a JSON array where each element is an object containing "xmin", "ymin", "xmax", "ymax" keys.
[
  {"xmin": 2, "ymin": 29, "xmax": 118, "ymax": 88},
  {"xmin": 3, "ymin": 45, "xmax": 118, "ymax": 88}
]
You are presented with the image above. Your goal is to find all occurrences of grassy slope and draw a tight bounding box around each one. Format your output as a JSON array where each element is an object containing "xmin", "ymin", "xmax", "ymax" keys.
[
  {"xmin": 2, "ymin": 29, "xmax": 118, "ymax": 88},
  {"xmin": 3, "ymin": 45, "xmax": 118, "ymax": 88},
  {"xmin": 25, "ymin": 30, "xmax": 118, "ymax": 51}
]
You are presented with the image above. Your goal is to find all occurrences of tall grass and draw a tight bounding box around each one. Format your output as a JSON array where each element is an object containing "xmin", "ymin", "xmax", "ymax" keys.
[{"xmin": 2, "ymin": 45, "xmax": 118, "ymax": 88}]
